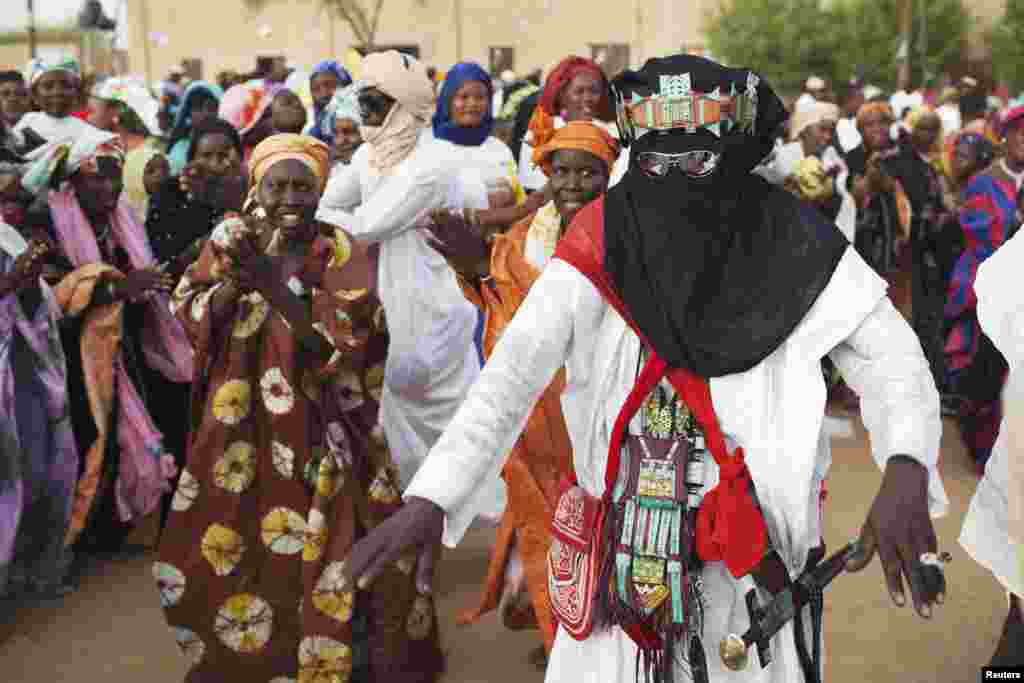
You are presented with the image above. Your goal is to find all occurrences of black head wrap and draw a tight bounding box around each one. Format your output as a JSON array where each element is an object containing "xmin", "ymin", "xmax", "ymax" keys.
[
  {"xmin": 604, "ymin": 54, "xmax": 849, "ymax": 377},
  {"xmin": 187, "ymin": 117, "xmax": 243, "ymax": 163}
]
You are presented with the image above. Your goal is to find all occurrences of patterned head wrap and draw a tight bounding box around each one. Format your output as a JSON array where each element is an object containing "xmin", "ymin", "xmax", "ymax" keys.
[
  {"xmin": 856, "ymin": 101, "xmax": 894, "ymax": 129},
  {"xmin": 23, "ymin": 57, "xmax": 81, "ymax": 87},
  {"xmin": 539, "ymin": 56, "xmax": 607, "ymax": 119},
  {"xmin": 219, "ymin": 80, "xmax": 283, "ymax": 135},
  {"xmin": 532, "ymin": 121, "xmax": 620, "ymax": 177},
  {"xmin": 1001, "ymin": 105, "xmax": 1024, "ymax": 138},
  {"xmin": 21, "ymin": 128, "xmax": 123, "ymax": 195},
  {"xmin": 320, "ymin": 84, "xmax": 363, "ymax": 147},
  {"xmin": 247, "ymin": 134, "xmax": 330, "ymax": 206},
  {"xmin": 92, "ymin": 76, "xmax": 161, "ymax": 134},
  {"xmin": 527, "ymin": 56, "xmax": 609, "ymax": 151}
]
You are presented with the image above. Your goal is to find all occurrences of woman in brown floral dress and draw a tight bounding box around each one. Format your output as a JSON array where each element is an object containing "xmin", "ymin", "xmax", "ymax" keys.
[{"xmin": 154, "ymin": 133, "xmax": 443, "ymax": 683}]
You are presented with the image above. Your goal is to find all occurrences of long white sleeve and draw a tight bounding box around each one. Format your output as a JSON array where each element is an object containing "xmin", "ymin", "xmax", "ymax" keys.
[
  {"xmin": 404, "ymin": 259, "xmax": 595, "ymax": 546},
  {"xmin": 317, "ymin": 146, "xmax": 454, "ymax": 244},
  {"xmin": 829, "ymin": 296, "xmax": 948, "ymax": 517}
]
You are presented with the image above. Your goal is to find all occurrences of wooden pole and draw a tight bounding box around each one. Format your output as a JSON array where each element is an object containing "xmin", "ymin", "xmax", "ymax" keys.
[
  {"xmin": 27, "ymin": 0, "xmax": 37, "ymax": 59},
  {"xmin": 897, "ymin": 0, "xmax": 913, "ymax": 90}
]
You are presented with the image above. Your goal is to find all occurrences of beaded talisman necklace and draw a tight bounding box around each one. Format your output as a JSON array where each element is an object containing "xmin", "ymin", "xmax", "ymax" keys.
[{"xmin": 603, "ymin": 347, "xmax": 710, "ymax": 681}]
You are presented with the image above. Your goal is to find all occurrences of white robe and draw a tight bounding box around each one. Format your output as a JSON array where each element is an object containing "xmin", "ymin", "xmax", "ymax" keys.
[
  {"xmin": 405, "ymin": 244, "xmax": 947, "ymax": 682},
  {"xmin": 315, "ymin": 130, "xmax": 492, "ymax": 508},
  {"xmin": 960, "ymin": 229, "xmax": 1024, "ymax": 598},
  {"xmin": 13, "ymin": 113, "xmax": 98, "ymax": 145},
  {"xmin": 443, "ymin": 135, "xmax": 518, "ymax": 200}
]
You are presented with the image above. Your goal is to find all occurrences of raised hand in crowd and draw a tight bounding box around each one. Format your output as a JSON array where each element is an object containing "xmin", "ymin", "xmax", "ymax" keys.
[
  {"xmin": 0, "ymin": 237, "xmax": 52, "ymax": 297},
  {"xmin": 112, "ymin": 266, "xmax": 176, "ymax": 302},
  {"xmin": 425, "ymin": 208, "xmax": 492, "ymax": 280}
]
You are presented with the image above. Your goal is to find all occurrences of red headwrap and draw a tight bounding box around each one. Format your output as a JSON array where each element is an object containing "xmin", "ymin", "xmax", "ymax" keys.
[{"xmin": 539, "ymin": 56, "xmax": 608, "ymax": 118}]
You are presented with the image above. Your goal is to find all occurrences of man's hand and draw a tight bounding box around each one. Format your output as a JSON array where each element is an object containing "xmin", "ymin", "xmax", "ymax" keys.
[
  {"xmin": 846, "ymin": 455, "xmax": 945, "ymax": 619},
  {"xmin": 424, "ymin": 209, "xmax": 491, "ymax": 279},
  {"xmin": 343, "ymin": 496, "xmax": 445, "ymax": 595}
]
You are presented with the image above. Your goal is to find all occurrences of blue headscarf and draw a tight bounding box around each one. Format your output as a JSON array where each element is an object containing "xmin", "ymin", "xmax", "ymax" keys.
[
  {"xmin": 166, "ymin": 80, "xmax": 224, "ymax": 175},
  {"xmin": 310, "ymin": 61, "xmax": 353, "ymax": 143},
  {"xmin": 320, "ymin": 84, "xmax": 363, "ymax": 147},
  {"xmin": 167, "ymin": 81, "xmax": 223, "ymax": 146},
  {"xmin": 432, "ymin": 62, "xmax": 494, "ymax": 147}
]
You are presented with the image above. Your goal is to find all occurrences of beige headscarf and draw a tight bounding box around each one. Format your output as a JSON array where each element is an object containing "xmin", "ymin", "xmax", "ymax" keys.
[
  {"xmin": 789, "ymin": 101, "xmax": 840, "ymax": 141},
  {"xmin": 358, "ymin": 51, "xmax": 436, "ymax": 174}
]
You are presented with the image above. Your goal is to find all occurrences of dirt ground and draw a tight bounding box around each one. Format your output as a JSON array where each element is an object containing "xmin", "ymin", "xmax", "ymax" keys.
[{"xmin": 0, "ymin": 416, "xmax": 1009, "ymax": 682}]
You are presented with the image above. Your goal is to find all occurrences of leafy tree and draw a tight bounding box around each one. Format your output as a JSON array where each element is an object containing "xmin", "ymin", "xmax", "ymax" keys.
[
  {"xmin": 705, "ymin": 0, "xmax": 838, "ymax": 94},
  {"xmin": 990, "ymin": 0, "xmax": 1024, "ymax": 94},
  {"xmin": 706, "ymin": 0, "xmax": 970, "ymax": 95}
]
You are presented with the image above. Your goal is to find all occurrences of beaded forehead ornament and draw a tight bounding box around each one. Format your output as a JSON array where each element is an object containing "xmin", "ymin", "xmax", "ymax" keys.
[{"xmin": 614, "ymin": 72, "xmax": 760, "ymax": 146}]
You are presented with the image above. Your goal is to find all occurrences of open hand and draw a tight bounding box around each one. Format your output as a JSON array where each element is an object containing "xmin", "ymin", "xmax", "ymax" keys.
[
  {"xmin": 343, "ymin": 496, "xmax": 445, "ymax": 596},
  {"xmin": 846, "ymin": 455, "xmax": 945, "ymax": 619},
  {"xmin": 118, "ymin": 267, "xmax": 176, "ymax": 301},
  {"xmin": 424, "ymin": 209, "xmax": 491, "ymax": 278},
  {"xmin": 12, "ymin": 238, "xmax": 53, "ymax": 284}
]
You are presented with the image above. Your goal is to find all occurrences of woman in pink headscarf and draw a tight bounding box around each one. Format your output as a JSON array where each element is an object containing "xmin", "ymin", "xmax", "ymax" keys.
[
  {"xmin": 17, "ymin": 129, "xmax": 194, "ymax": 560},
  {"xmin": 218, "ymin": 79, "xmax": 283, "ymax": 164}
]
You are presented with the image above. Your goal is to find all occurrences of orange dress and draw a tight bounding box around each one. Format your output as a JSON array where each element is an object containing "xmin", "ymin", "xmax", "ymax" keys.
[{"xmin": 455, "ymin": 212, "xmax": 573, "ymax": 653}]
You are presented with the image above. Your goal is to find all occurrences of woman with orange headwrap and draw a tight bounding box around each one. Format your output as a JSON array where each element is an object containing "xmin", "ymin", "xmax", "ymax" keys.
[
  {"xmin": 425, "ymin": 121, "xmax": 620, "ymax": 669},
  {"xmin": 156, "ymin": 133, "xmax": 443, "ymax": 683}
]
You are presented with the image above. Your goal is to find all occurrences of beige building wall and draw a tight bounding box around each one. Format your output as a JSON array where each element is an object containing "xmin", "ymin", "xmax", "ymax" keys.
[
  {"xmin": 123, "ymin": 0, "xmax": 714, "ymax": 83},
  {"xmin": 0, "ymin": 41, "xmax": 81, "ymax": 72}
]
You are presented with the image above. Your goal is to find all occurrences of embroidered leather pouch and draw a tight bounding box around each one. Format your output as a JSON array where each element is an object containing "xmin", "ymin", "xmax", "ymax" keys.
[{"xmin": 547, "ymin": 477, "xmax": 606, "ymax": 640}]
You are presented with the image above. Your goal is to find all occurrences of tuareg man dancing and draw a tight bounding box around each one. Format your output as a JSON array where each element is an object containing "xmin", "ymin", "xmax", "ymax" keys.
[{"xmin": 341, "ymin": 55, "xmax": 949, "ymax": 683}]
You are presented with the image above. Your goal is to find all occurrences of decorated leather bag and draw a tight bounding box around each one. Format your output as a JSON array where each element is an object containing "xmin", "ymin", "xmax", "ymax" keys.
[{"xmin": 547, "ymin": 477, "xmax": 607, "ymax": 639}]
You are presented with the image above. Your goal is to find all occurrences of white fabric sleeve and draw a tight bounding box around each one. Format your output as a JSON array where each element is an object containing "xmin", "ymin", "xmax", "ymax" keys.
[
  {"xmin": 403, "ymin": 259, "xmax": 588, "ymax": 546},
  {"xmin": 319, "ymin": 158, "xmax": 449, "ymax": 245},
  {"xmin": 829, "ymin": 296, "xmax": 949, "ymax": 517},
  {"xmin": 315, "ymin": 157, "xmax": 363, "ymax": 228}
]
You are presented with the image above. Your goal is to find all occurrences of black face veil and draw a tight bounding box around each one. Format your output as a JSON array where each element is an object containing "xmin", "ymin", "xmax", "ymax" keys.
[{"xmin": 603, "ymin": 55, "xmax": 849, "ymax": 377}]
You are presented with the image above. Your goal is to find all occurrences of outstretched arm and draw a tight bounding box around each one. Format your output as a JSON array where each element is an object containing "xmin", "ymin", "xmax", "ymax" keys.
[{"xmin": 342, "ymin": 259, "xmax": 602, "ymax": 593}]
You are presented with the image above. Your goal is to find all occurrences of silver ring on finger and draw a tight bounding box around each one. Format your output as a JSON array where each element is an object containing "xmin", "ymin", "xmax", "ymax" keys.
[{"xmin": 919, "ymin": 552, "xmax": 951, "ymax": 567}]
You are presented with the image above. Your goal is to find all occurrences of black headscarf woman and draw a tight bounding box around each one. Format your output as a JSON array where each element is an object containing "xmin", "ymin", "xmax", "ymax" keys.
[{"xmin": 604, "ymin": 55, "xmax": 849, "ymax": 377}]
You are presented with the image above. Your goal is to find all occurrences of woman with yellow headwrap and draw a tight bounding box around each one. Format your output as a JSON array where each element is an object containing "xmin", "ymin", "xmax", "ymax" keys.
[
  {"xmin": 156, "ymin": 133, "xmax": 443, "ymax": 683},
  {"xmin": 425, "ymin": 122, "xmax": 620, "ymax": 668}
]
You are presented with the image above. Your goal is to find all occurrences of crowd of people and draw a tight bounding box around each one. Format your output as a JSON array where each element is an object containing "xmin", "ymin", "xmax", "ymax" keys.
[{"xmin": 0, "ymin": 45, "xmax": 1019, "ymax": 683}]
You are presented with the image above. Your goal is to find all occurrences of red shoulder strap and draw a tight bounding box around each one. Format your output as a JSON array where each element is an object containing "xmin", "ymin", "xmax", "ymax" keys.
[{"xmin": 555, "ymin": 197, "xmax": 767, "ymax": 578}]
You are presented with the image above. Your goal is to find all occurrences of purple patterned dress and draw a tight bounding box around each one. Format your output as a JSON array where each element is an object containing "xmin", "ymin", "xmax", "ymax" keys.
[{"xmin": 0, "ymin": 251, "xmax": 79, "ymax": 596}]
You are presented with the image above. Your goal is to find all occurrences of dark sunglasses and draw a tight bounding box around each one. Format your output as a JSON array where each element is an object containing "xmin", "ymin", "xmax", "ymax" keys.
[
  {"xmin": 635, "ymin": 149, "xmax": 720, "ymax": 179},
  {"xmin": 358, "ymin": 90, "xmax": 396, "ymax": 121}
]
